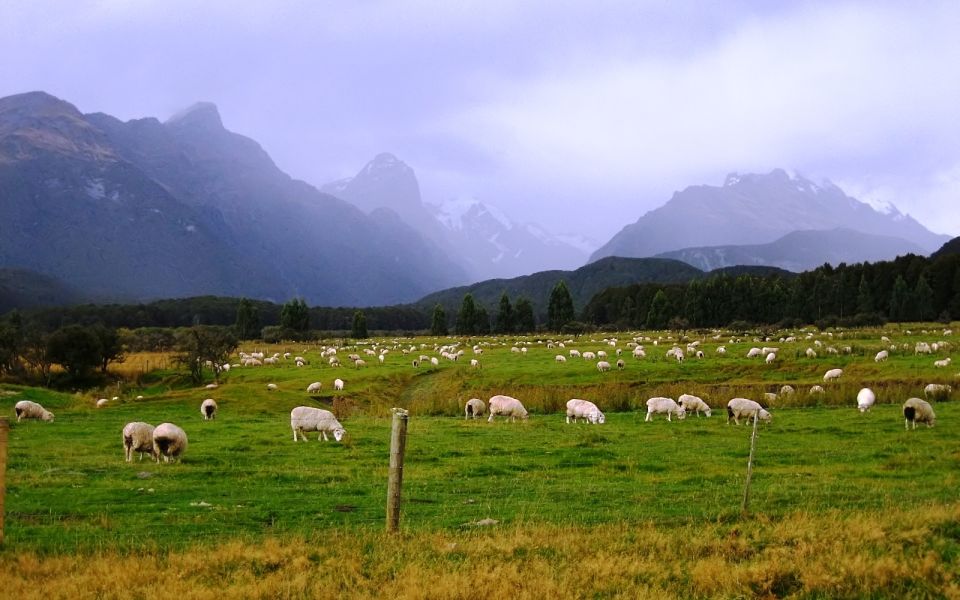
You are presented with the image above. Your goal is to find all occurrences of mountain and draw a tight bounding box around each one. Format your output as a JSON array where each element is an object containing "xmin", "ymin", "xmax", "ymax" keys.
[
  {"xmin": 322, "ymin": 154, "xmax": 591, "ymax": 280},
  {"xmin": 656, "ymin": 228, "xmax": 928, "ymax": 272},
  {"xmin": 0, "ymin": 268, "xmax": 87, "ymax": 313},
  {"xmin": 415, "ymin": 256, "xmax": 706, "ymax": 319},
  {"xmin": 0, "ymin": 92, "xmax": 465, "ymax": 305},
  {"xmin": 591, "ymin": 169, "xmax": 950, "ymax": 262},
  {"xmin": 931, "ymin": 237, "xmax": 960, "ymax": 260}
]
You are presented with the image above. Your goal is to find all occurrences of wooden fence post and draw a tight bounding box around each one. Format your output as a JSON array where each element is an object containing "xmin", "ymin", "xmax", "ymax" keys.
[
  {"xmin": 741, "ymin": 411, "xmax": 759, "ymax": 516},
  {"xmin": 0, "ymin": 417, "xmax": 8, "ymax": 545},
  {"xmin": 386, "ymin": 408, "xmax": 409, "ymax": 533}
]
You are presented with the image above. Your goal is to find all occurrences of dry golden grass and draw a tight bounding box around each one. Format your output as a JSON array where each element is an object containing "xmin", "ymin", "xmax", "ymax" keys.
[
  {"xmin": 107, "ymin": 352, "xmax": 175, "ymax": 379},
  {"xmin": 3, "ymin": 503, "xmax": 958, "ymax": 599}
]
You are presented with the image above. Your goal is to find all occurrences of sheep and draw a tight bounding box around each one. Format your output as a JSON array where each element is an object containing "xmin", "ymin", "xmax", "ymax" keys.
[
  {"xmin": 290, "ymin": 406, "xmax": 346, "ymax": 441},
  {"xmin": 716, "ymin": 346, "xmax": 727, "ymax": 355},
  {"xmin": 566, "ymin": 399, "xmax": 605, "ymax": 424},
  {"xmin": 823, "ymin": 368, "xmax": 843, "ymax": 382},
  {"xmin": 596, "ymin": 350, "xmax": 607, "ymax": 359},
  {"xmin": 430, "ymin": 357, "xmax": 439, "ymax": 367},
  {"xmin": 856, "ymin": 388, "xmax": 875, "ymax": 413},
  {"xmin": 583, "ymin": 351, "xmax": 597, "ymax": 360},
  {"xmin": 96, "ymin": 398, "xmax": 109, "ymax": 408},
  {"xmin": 14, "ymin": 400, "xmax": 54, "ymax": 422},
  {"xmin": 915, "ymin": 342, "xmax": 932, "ymax": 354},
  {"xmin": 205, "ymin": 383, "xmax": 219, "ymax": 390},
  {"xmin": 696, "ymin": 350, "xmax": 704, "ymax": 359},
  {"xmin": 152, "ymin": 423, "xmax": 188, "ymax": 463},
  {"xmin": 903, "ymin": 398, "xmax": 936, "ymax": 429},
  {"xmin": 411, "ymin": 359, "xmax": 420, "ymax": 368},
  {"xmin": 875, "ymin": 350, "xmax": 889, "ymax": 362},
  {"xmin": 328, "ymin": 357, "xmax": 341, "ymax": 367},
  {"xmin": 674, "ymin": 349, "xmax": 685, "ymax": 363},
  {"xmin": 200, "ymin": 398, "xmax": 218, "ymax": 420},
  {"xmin": 378, "ymin": 354, "xmax": 385, "ymax": 364},
  {"xmin": 354, "ymin": 359, "xmax": 367, "ymax": 368},
  {"xmin": 464, "ymin": 398, "xmax": 486, "ymax": 419},
  {"xmin": 122, "ymin": 422, "xmax": 156, "ymax": 462},
  {"xmin": 616, "ymin": 359, "xmax": 625, "ymax": 370},
  {"xmin": 555, "ymin": 354, "xmax": 567, "ymax": 363},
  {"xmin": 470, "ymin": 359, "xmax": 481, "ymax": 369},
  {"xmin": 487, "ymin": 395, "xmax": 529, "ymax": 422},
  {"xmin": 747, "ymin": 347, "xmax": 762, "ymax": 358},
  {"xmin": 726, "ymin": 398, "xmax": 772, "ymax": 425},
  {"xmin": 677, "ymin": 393, "xmax": 711, "ymax": 417},
  {"xmin": 306, "ymin": 381, "xmax": 323, "ymax": 394},
  {"xmin": 569, "ymin": 349, "xmax": 581, "ymax": 358},
  {"xmin": 763, "ymin": 392, "xmax": 778, "ymax": 404},
  {"xmin": 633, "ymin": 347, "xmax": 646, "ymax": 358},
  {"xmin": 809, "ymin": 385, "xmax": 825, "ymax": 395},
  {"xmin": 806, "ymin": 348, "xmax": 817, "ymax": 359},
  {"xmin": 924, "ymin": 383, "xmax": 952, "ymax": 400},
  {"xmin": 597, "ymin": 360, "xmax": 611, "ymax": 372},
  {"xmin": 765, "ymin": 352, "xmax": 776, "ymax": 364},
  {"xmin": 934, "ymin": 358, "xmax": 952, "ymax": 368},
  {"xmin": 645, "ymin": 397, "xmax": 686, "ymax": 422},
  {"xmin": 266, "ymin": 383, "xmax": 278, "ymax": 391}
]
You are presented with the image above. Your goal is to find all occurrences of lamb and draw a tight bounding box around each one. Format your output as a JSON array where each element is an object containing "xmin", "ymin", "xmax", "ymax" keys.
[
  {"xmin": 726, "ymin": 398, "xmax": 772, "ymax": 425},
  {"xmin": 306, "ymin": 381, "xmax": 323, "ymax": 394},
  {"xmin": 334, "ymin": 378, "xmax": 344, "ymax": 391},
  {"xmin": 122, "ymin": 422, "xmax": 155, "ymax": 462},
  {"xmin": 487, "ymin": 395, "xmax": 529, "ymax": 422},
  {"xmin": 924, "ymin": 383, "xmax": 952, "ymax": 400},
  {"xmin": 464, "ymin": 398, "xmax": 486, "ymax": 419},
  {"xmin": 565, "ymin": 399, "xmax": 605, "ymax": 424},
  {"xmin": 596, "ymin": 360, "xmax": 611, "ymax": 372},
  {"xmin": 823, "ymin": 368, "xmax": 843, "ymax": 382},
  {"xmin": 152, "ymin": 423, "xmax": 188, "ymax": 463},
  {"xmin": 645, "ymin": 397, "xmax": 686, "ymax": 422},
  {"xmin": 677, "ymin": 393, "xmax": 711, "ymax": 417},
  {"xmin": 856, "ymin": 388, "xmax": 875, "ymax": 413},
  {"xmin": 14, "ymin": 400, "xmax": 54, "ymax": 422},
  {"xmin": 200, "ymin": 398, "xmax": 218, "ymax": 420},
  {"xmin": 875, "ymin": 350, "xmax": 889, "ymax": 362},
  {"xmin": 903, "ymin": 398, "xmax": 936, "ymax": 429},
  {"xmin": 290, "ymin": 406, "xmax": 346, "ymax": 441}
]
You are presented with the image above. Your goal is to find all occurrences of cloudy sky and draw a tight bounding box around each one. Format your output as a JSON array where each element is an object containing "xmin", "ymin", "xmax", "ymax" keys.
[{"xmin": 2, "ymin": 0, "xmax": 958, "ymax": 242}]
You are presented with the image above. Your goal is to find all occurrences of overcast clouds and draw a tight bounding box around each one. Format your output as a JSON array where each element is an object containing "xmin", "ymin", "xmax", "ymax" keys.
[{"xmin": 2, "ymin": 0, "xmax": 958, "ymax": 241}]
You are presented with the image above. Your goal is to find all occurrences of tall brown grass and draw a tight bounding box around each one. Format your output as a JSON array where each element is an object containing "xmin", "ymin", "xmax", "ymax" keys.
[{"xmin": 3, "ymin": 503, "xmax": 958, "ymax": 599}]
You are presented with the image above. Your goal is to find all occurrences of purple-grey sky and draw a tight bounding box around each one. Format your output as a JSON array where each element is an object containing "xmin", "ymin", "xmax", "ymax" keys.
[{"xmin": 2, "ymin": 0, "xmax": 958, "ymax": 242}]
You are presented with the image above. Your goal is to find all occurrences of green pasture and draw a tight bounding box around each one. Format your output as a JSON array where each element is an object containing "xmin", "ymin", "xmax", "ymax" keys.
[{"xmin": 1, "ymin": 325, "xmax": 958, "ymax": 554}]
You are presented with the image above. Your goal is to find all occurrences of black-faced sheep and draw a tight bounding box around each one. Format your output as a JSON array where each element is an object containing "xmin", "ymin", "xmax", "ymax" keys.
[
  {"xmin": 903, "ymin": 398, "xmax": 936, "ymax": 429},
  {"xmin": 122, "ymin": 422, "xmax": 155, "ymax": 462},
  {"xmin": 14, "ymin": 400, "xmax": 54, "ymax": 422},
  {"xmin": 464, "ymin": 398, "xmax": 486, "ymax": 420},
  {"xmin": 200, "ymin": 398, "xmax": 218, "ymax": 420},
  {"xmin": 152, "ymin": 423, "xmax": 188, "ymax": 463}
]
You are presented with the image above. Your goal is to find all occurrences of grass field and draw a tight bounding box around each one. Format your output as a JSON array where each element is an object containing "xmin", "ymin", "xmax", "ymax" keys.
[{"xmin": 1, "ymin": 325, "xmax": 959, "ymax": 597}]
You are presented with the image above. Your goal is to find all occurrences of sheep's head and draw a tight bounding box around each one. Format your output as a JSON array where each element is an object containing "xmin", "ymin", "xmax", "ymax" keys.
[
  {"xmin": 759, "ymin": 409, "xmax": 772, "ymax": 423},
  {"xmin": 675, "ymin": 407, "xmax": 687, "ymax": 420},
  {"xmin": 333, "ymin": 428, "xmax": 346, "ymax": 442},
  {"xmin": 703, "ymin": 408, "xmax": 712, "ymax": 417},
  {"xmin": 594, "ymin": 412, "xmax": 606, "ymax": 424},
  {"xmin": 42, "ymin": 411, "xmax": 55, "ymax": 422}
]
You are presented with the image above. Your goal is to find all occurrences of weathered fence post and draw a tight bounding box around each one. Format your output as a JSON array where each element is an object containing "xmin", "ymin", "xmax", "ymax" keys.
[
  {"xmin": 0, "ymin": 417, "xmax": 8, "ymax": 545},
  {"xmin": 741, "ymin": 411, "xmax": 759, "ymax": 515},
  {"xmin": 386, "ymin": 408, "xmax": 409, "ymax": 533}
]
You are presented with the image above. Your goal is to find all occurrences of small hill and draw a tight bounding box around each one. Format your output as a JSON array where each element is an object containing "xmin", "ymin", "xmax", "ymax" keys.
[
  {"xmin": 931, "ymin": 236, "xmax": 960, "ymax": 259},
  {"xmin": 0, "ymin": 268, "xmax": 86, "ymax": 313}
]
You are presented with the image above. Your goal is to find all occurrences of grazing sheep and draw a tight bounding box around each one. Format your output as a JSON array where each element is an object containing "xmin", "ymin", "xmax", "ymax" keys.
[
  {"xmin": 200, "ymin": 398, "xmax": 218, "ymax": 420},
  {"xmin": 763, "ymin": 392, "xmax": 778, "ymax": 403},
  {"xmin": 333, "ymin": 378, "xmax": 344, "ymax": 391},
  {"xmin": 747, "ymin": 347, "xmax": 762, "ymax": 358},
  {"xmin": 915, "ymin": 342, "xmax": 932, "ymax": 354},
  {"xmin": 806, "ymin": 348, "xmax": 817, "ymax": 359},
  {"xmin": 677, "ymin": 394, "xmax": 711, "ymax": 417},
  {"xmin": 430, "ymin": 357, "xmax": 439, "ymax": 367},
  {"xmin": 329, "ymin": 357, "xmax": 341, "ymax": 367},
  {"xmin": 566, "ymin": 399, "xmax": 605, "ymax": 424},
  {"xmin": 597, "ymin": 350, "xmax": 607, "ymax": 359},
  {"xmin": 555, "ymin": 354, "xmax": 567, "ymax": 363},
  {"xmin": 266, "ymin": 383, "xmax": 278, "ymax": 391},
  {"xmin": 470, "ymin": 359, "xmax": 481, "ymax": 369},
  {"xmin": 934, "ymin": 358, "xmax": 952, "ymax": 368},
  {"xmin": 633, "ymin": 347, "xmax": 646, "ymax": 358},
  {"xmin": 875, "ymin": 350, "xmax": 889, "ymax": 362},
  {"xmin": 14, "ymin": 400, "xmax": 54, "ymax": 422},
  {"xmin": 809, "ymin": 385, "xmax": 825, "ymax": 395},
  {"xmin": 412, "ymin": 359, "xmax": 420, "ymax": 368},
  {"xmin": 616, "ymin": 359, "xmax": 625, "ymax": 370},
  {"xmin": 583, "ymin": 351, "xmax": 597, "ymax": 360},
  {"xmin": 570, "ymin": 349, "xmax": 581, "ymax": 358},
  {"xmin": 856, "ymin": 388, "xmax": 875, "ymax": 413},
  {"xmin": 924, "ymin": 383, "xmax": 952, "ymax": 400},
  {"xmin": 597, "ymin": 360, "xmax": 611, "ymax": 372},
  {"xmin": 96, "ymin": 398, "xmax": 109, "ymax": 408},
  {"xmin": 152, "ymin": 423, "xmax": 188, "ymax": 463},
  {"xmin": 765, "ymin": 352, "xmax": 776, "ymax": 364},
  {"xmin": 903, "ymin": 398, "xmax": 936, "ymax": 429},
  {"xmin": 779, "ymin": 385, "xmax": 795, "ymax": 396},
  {"xmin": 205, "ymin": 383, "xmax": 219, "ymax": 390},
  {"xmin": 696, "ymin": 350, "xmax": 704, "ymax": 359},
  {"xmin": 716, "ymin": 346, "xmax": 727, "ymax": 355},
  {"xmin": 306, "ymin": 381, "xmax": 323, "ymax": 394},
  {"xmin": 464, "ymin": 398, "xmax": 486, "ymax": 420},
  {"xmin": 122, "ymin": 422, "xmax": 156, "ymax": 462},
  {"xmin": 487, "ymin": 395, "xmax": 529, "ymax": 422},
  {"xmin": 645, "ymin": 397, "xmax": 686, "ymax": 422},
  {"xmin": 823, "ymin": 368, "xmax": 843, "ymax": 382},
  {"xmin": 290, "ymin": 406, "xmax": 346, "ymax": 442},
  {"xmin": 726, "ymin": 398, "xmax": 772, "ymax": 425},
  {"xmin": 354, "ymin": 359, "xmax": 367, "ymax": 368}
]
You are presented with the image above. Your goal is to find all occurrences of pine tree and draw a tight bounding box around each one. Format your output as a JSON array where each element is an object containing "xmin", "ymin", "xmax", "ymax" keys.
[
  {"xmin": 431, "ymin": 304, "xmax": 448, "ymax": 336},
  {"xmin": 475, "ymin": 307, "xmax": 491, "ymax": 334},
  {"xmin": 646, "ymin": 289, "xmax": 669, "ymax": 329},
  {"xmin": 456, "ymin": 294, "xmax": 478, "ymax": 335},
  {"xmin": 547, "ymin": 280, "xmax": 575, "ymax": 331},
  {"xmin": 280, "ymin": 298, "xmax": 310, "ymax": 332},
  {"xmin": 914, "ymin": 275, "xmax": 934, "ymax": 321},
  {"xmin": 515, "ymin": 297, "xmax": 536, "ymax": 333},
  {"xmin": 351, "ymin": 310, "xmax": 368, "ymax": 339},
  {"xmin": 856, "ymin": 275, "xmax": 874, "ymax": 314},
  {"xmin": 496, "ymin": 292, "xmax": 515, "ymax": 333},
  {"xmin": 234, "ymin": 298, "xmax": 261, "ymax": 340},
  {"xmin": 888, "ymin": 275, "xmax": 909, "ymax": 322}
]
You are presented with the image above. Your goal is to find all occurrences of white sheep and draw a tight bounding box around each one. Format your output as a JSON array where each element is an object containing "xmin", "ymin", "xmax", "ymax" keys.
[
  {"xmin": 583, "ymin": 351, "xmax": 597, "ymax": 360},
  {"xmin": 96, "ymin": 398, "xmax": 109, "ymax": 408},
  {"xmin": 924, "ymin": 383, "xmax": 952, "ymax": 400},
  {"xmin": 875, "ymin": 350, "xmax": 889, "ymax": 362},
  {"xmin": 487, "ymin": 395, "xmax": 529, "ymax": 422},
  {"xmin": 856, "ymin": 388, "xmax": 875, "ymax": 413},
  {"xmin": 465, "ymin": 398, "xmax": 486, "ymax": 419},
  {"xmin": 565, "ymin": 399, "xmax": 605, "ymax": 424},
  {"xmin": 290, "ymin": 406, "xmax": 345, "ymax": 441},
  {"xmin": 677, "ymin": 394, "xmax": 711, "ymax": 417},
  {"xmin": 205, "ymin": 383, "xmax": 219, "ymax": 390},
  {"xmin": 597, "ymin": 360, "xmax": 611, "ymax": 372},
  {"xmin": 696, "ymin": 350, "xmax": 704, "ymax": 359},
  {"xmin": 334, "ymin": 378, "xmax": 344, "ymax": 391},
  {"xmin": 809, "ymin": 385, "xmax": 825, "ymax": 395},
  {"xmin": 306, "ymin": 381, "xmax": 323, "ymax": 394},
  {"xmin": 934, "ymin": 358, "xmax": 952, "ymax": 368},
  {"xmin": 470, "ymin": 359, "xmax": 481, "ymax": 369},
  {"xmin": 903, "ymin": 398, "xmax": 936, "ymax": 429},
  {"xmin": 726, "ymin": 398, "xmax": 772, "ymax": 425},
  {"xmin": 747, "ymin": 347, "xmax": 762, "ymax": 358},
  {"xmin": 645, "ymin": 397, "xmax": 686, "ymax": 422},
  {"xmin": 616, "ymin": 359, "xmax": 625, "ymax": 370},
  {"xmin": 765, "ymin": 352, "xmax": 776, "ymax": 364},
  {"xmin": 716, "ymin": 346, "xmax": 726, "ymax": 355},
  {"xmin": 806, "ymin": 348, "xmax": 817, "ymax": 359},
  {"xmin": 430, "ymin": 357, "xmax": 439, "ymax": 367},
  {"xmin": 915, "ymin": 342, "xmax": 932, "ymax": 354},
  {"xmin": 200, "ymin": 398, "xmax": 218, "ymax": 420},
  {"xmin": 597, "ymin": 350, "xmax": 607, "ymax": 359},
  {"xmin": 122, "ymin": 422, "xmax": 156, "ymax": 462},
  {"xmin": 555, "ymin": 354, "xmax": 567, "ymax": 363},
  {"xmin": 14, "ymin": 400, "xmax": 54, "ymax": 422},
  {"xmin": 633, "ymin": 347, "xmax": 646, "ymax": 358},
  {"xmin": 266, "ymin": 383, "xmax": 278, "ymax": 391},
  {"xmin": 823, "ymin": 368, "xmax": 843, "ymax": 382},
  {"xmin": 152, "ymin": 423, "xmax": 188, "ymax": 463},
  {"xmin": 354, "ymin": 359, "xmax": 367, "ymax": 368},
  {"xmin": 779, "ymin": 385, "xmax": 795, "ymax": 396}
]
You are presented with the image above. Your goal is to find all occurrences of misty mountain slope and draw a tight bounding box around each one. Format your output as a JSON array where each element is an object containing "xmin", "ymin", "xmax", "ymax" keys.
[
  {"xmin": 323, "ymin": 153, "xmax": 592, "ymax": 281},
  {"xmin": 1, "ymin": 91, "xmax": 466, "ymax": 305},
  {"xmin": 931, "ymin": 236, "xmax": 960, "ymax": 259},
  {"xmin": 0, "ymin": 268, "xmax": 86, "ymax": 313},
  {"xmin": 591, "ymin": 169, "xmax": 950, "ymax": 262},
  {"xmin": 656, "ymin": 228, "xmax": 928, "ymax": 272}
]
